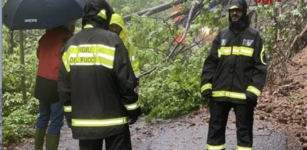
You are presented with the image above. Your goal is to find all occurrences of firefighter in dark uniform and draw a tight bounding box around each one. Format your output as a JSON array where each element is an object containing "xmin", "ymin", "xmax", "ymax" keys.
[
  {"xmin": 201, "ymin": 0, "xmax": 267, "ymax": 150},
  {"xmin": 58, "ymin": 0, "xmax": 141, "ymax": 149}
]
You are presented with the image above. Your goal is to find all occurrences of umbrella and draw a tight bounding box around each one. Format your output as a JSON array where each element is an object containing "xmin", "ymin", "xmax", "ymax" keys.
[
  {"xmin": 3, "ymin": 0, "xmax": 86, "ymax": 30},
  {"xmin": 2, "ymin": 0, "xmax": 86, "ymax": 101}
]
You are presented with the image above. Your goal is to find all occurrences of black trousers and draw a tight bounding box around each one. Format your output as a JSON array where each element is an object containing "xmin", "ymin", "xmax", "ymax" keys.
[
  {"xmin": 79, "ymin": 128, "xmax": 132, "ymax": 150},
  {"xmin": 207, "ymin": 101, "xmax": 254, "ymax": 148}
]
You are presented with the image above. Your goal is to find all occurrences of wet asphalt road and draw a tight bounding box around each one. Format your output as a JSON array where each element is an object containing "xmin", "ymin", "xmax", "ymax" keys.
[{"xmin": 16, "ymin": 110, "xmax": 291, "ymax": 150}]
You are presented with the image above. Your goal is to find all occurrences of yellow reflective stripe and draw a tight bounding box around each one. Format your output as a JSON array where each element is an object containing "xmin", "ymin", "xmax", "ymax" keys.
[
  {"xmin": 260, "ymin": 45, "xmax": 267, "ymax": 65},
  {"xmin": 62, "ymin": 44, "xmax": 116, "ymax": 70},
  {"xmin": 72, "ymin": 117, "xmax": 128, "ymax": 127},
  {"xmin": 71, "ymin": 44, "xmax": 115, "ymax": 56},
  {"xmin": 229, "ymin": 5, "xmax": 238, "ymax": 9},
  {"xmin": 206, "ymin": 144, "xmax": 226, "ymax": 150},
  {"xmin": 237, "ymin": 146, "xmax": 252, "ymax": 150},
  {"xmin": 64, "ymin": 106, "xmax": 72, "ymax": 112},
  {"xmin": 69, "ymin": 56, "xmax": 113, "ymax": 68},
  {"xmin": 218, "ymin": 46, "xmax": 254, "ymax": 57},
  {"xmin": 218, "ymin": 47, "xmax": 231, "ymax": 57},
  {"xmin": 125, "ymin": 102, "xmax": 139, "ymax": 110},
  {"xmin": 201, "ymin": 83, "xmax": 212, "ymax": 92},
  {"xmin": 212, "ymin": 91, "xmax": 246, "ymax": 99},
  {"xmin": 233, "ymin": 46, "xmax": 254, "ymax": 57},
  {"xmin": 62, "ymin": 51, "xmax": 71, "ymax": 72},
  {"xmin": 97, "ymin": 9, "xmax": 107, "ymax": 20},
  {"xmin": 84, "ymin": 24, "xmax": 93, "ymax": 29},
  {"xmin": 247, "ymin": 85, "xmax": 261, "ymax": 96}
]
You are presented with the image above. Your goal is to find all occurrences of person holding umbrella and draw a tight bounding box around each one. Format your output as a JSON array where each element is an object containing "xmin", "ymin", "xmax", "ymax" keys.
[
  {"xmin": 58, "ymin": 0, "xmax": 142, "ymax": 149},
  {"xmin": 34, "ymin": 20, "xmax": 76, "ymax": 150}
]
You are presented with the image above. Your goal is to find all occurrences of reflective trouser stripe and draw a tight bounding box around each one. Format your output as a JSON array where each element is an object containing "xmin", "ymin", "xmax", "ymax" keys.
[
  {"xmin": 207, "ymin": 144, "xmax": 226, "ymax": 150},
  {"xmin": 246, "ymin": 85, "xmax": 261, "ymax": 96},
  {"xmin": 72, "ymin": 117, "xmax": 128, "ymax": 127},
  {"xmin": 64, "ymin": 106, "xmax": 72, "ymax": 112},
  {"xmin": 237, "ymin": 146, "xmax": 252, "ymax": 150},
  {"xmin": 125, "ymin": 102, "xmax": 139, "ymax": 110},
  {"xmin": 212, "ymin": 91, "xmax": 246, "ymax": 100},
  {"xmin": 201, "ymin": 83, "xmax": 212, "ymax": 92}
]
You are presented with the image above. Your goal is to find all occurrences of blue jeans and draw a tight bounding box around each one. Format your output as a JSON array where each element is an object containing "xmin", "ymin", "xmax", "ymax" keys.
[{"xmin": 36, "ymin": 100, "xmax": 64, "ymax": 135}]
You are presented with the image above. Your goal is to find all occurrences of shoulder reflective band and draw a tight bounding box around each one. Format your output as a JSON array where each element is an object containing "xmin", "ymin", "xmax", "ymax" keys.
[
  {"xmin": 236, "ymin": 146, "xmax": 252, "ymax": 150},
  {"xmin": 97, "ymin": 9, "xmax": 107, "ymax": 20},
  {"xmin": 84, "ymin": 24, "xmax": 94, "ymax": 29},
  {"xmin": 212, "ymin": 91, "xmax": 246, "ymax": 100},
  {"xmin": 125, "ymin": 102, "xmax": 139, "ymax": 110},
  {"xmin": 201, "ymin": 83, "xmax": 212, "ymax": 92},
  {"xmin": 72, "ymin": 117, "xmax": 128, "ymax": 127},
  {"xmin": 206, "ymin": 144, "xmax": 226, "ymax": 150},
  {"xmin": 64, "ymin": 106, "xmax": 72, "ymax": 112},
  {"xmin": 260, "ymin": 45, "xmax": 267, "ymax": 65},
  {"xmin": 247, "ymin": 85, "xmax": 261, "ymax": 96},
  {"xmin": 218, "ymin": 46, "xmax": 254, "ymax": 57},
  {"xmin": 62, "ymin": 44, "xmax": 116, "ymax": 72}
]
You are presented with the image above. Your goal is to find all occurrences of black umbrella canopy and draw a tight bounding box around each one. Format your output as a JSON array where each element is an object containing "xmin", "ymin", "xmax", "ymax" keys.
[{"xmin": 3, "ymin": 0, "xmax": 86, "ymax": 30}]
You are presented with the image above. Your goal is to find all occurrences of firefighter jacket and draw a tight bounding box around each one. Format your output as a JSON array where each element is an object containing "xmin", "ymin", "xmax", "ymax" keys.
[
  {"xmin": 58, "ymin": 24, "xmax": 141, "ymax": 139},
  {"xmin": 110, "ymin": 13, "xmax": 141, "ymax": 78},
  {"xmin": 35, "ymin": 26, "xmax": 72, "ymax": 103},
  {"xmin": 201, "ymin": 1, "xmax": 267, "ymax": 105}
]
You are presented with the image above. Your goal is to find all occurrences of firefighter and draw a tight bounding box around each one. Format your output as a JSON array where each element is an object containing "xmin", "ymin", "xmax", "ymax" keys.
[
  {"xmin": 201, "ymin": 0, "xmax": 267, "ymax": 150},
  {"xmin": 109, "ymin": 13, "xmax": 141, "ymax": 96},
  {"xmin": 34, "ymin": 20, "xmax": 76, "ymax": 150},
  {"xmin": 58, "ymin": 0, "xmax": 142, "ymax": 149}
]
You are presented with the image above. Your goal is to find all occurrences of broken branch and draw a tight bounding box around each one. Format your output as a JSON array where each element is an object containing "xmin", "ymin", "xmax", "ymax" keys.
[{"xmin": 287, "ymin": 24, "xmax": 307, "ymax": 57}]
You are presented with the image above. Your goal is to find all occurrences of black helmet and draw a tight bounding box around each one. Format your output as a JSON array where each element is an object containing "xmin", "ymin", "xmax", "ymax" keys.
[{"xmin": 82, "ymin": 0, "xmax": 114, "ymax": 29}]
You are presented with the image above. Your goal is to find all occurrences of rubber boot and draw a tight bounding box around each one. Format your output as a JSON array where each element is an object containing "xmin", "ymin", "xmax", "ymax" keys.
[
  {"xmin": 34, "ymin": 128, "xmax": 46, "ymax": 150},
  {"xmin": 46, "ymin": 133, "xmax": 60, "ymax": 150}
]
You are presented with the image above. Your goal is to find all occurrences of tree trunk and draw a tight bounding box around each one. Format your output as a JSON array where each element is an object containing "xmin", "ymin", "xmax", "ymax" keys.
[
  {"xmin": 123, "ymin": 0, "xmax": 184, "ymax": 22},
  {"xmin": 9, "ymin": 31, "xmax": 14, "ymax": 54},
  {"xmin": 19, "ymin": 30, "xmax": 26, "ymax": 101}
]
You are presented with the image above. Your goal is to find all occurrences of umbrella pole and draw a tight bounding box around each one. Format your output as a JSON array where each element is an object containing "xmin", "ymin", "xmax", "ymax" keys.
[{"xmin": 19, "ymin": 30, "xmax": 27, "ymax": 101}]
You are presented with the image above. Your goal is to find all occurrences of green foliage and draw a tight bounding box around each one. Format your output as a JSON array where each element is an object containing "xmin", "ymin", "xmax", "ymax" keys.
[
  {"xmin": 2, "ymin": 0, "xmax": 306, "ymax": 146},
  {"xmin": 2, "ymin": 96, "xmax": 38, "ymax": 145},
  {"xmin": 288, "ymin": 94, "xmax": 299, "ymax": 100},
  {"xmin": 139, "ymin": 45, "xmax": 211, "ymax": 122},
  {"xmin": 2, "ymin": 25, "xmax": 41, "ymax": 145},
  {"xmin": 254, "ymin": 1, "xmax": 307, "ymax": 57},
  {"xmin": 125, "ymin": 0, "xmax": 224, "ymax": 122}
]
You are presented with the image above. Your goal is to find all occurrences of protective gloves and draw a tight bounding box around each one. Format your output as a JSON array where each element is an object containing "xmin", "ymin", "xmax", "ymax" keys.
[
  {"xmin": 246, "ymin": 96, "xmax": 257, "ymax": 107},
  {"xmin": 129, "ymin": 117, "xmax": 138, "ymax": 125}
]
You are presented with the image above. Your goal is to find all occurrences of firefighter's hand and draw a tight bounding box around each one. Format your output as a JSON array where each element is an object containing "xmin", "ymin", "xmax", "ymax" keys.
[
  {"xmin": 203, "ymin": 97, "xmax": 211, "ymax": 103},
  {"xmin": 202, "ymin": 93, "xmax": 212, "ymax": 103},
  {"xmin": 202, "ymin": 90, "xmax": 212, "ymax": 100},
  {"xmin": 134, "ymin": 86, "xmax": 139, "ymax": 93},
  {"xmin": 246, "ymin": 97, "xmax": 257, "ymax": 107},
  {"xmin": 128, "ymin": 107, "xmax": 142, "ymax": 119},
  {"xmin": 129, "ymin": 117, "xmax": 138, "ymax": 125}
]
